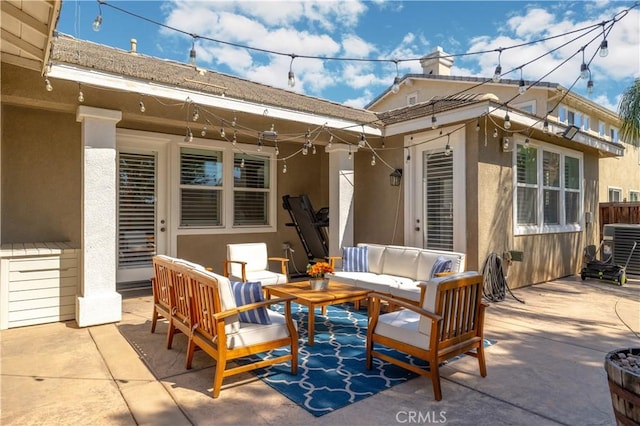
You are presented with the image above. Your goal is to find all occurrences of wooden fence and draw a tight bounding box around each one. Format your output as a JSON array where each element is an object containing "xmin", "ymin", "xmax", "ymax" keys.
[{"xmin": 599, "ymin": 202, "xmax": 640, "ymax": 241}]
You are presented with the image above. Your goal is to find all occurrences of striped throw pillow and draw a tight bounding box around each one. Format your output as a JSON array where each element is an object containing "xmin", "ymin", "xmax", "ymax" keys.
[
  {"xmin": 430, "ymin": 256, "xmax": 453, "ymax": 279},
  {"xmin": 343, "ymin": 246, "xmax": 369, "ymax": 272},
  {"xmin": 231, "ymin": 281, "xmax": 272, "ymax": 325}
]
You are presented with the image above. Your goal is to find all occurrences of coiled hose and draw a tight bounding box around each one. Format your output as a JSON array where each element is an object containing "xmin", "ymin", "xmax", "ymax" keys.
[{"xmin": 481, "ymin": 252, "xmax": 525, "ymax": 303}]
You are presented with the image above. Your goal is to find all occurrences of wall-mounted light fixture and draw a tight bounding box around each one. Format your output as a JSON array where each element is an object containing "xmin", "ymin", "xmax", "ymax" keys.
[
  {"xmin": 558, "ymin": 125, "xmax": 579, "ymax": 140},
  {"xmin": 390, "ymin": 169, "xmax": 403, "ymax": 186}
]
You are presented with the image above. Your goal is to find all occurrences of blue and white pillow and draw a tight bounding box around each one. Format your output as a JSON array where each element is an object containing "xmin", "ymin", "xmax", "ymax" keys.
[
  {"xmin": 230, "ymin": 281, "xmax": 272, "ymax": 325},
  {"xmin": 343, "ymin": 246, "xmax": 369, "ymax": 272},
  {"xmin": 430, "ymin": 256, "xmax": 453, "ymax": 279}
]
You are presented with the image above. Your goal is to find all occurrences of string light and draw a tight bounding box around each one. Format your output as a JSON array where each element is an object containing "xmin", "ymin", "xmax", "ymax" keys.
[
  {"xmin": 599, "ymin": 23, "xmax": 609, "ymax": 57},
  {"xmin": 78, "ymin": 83, "xmax": 84, "ymax": 103},
  {"xmin": 444, "ymin": 134, "xmax": 452, "ymax": 156},
  {"xmin": 327, "ymin": 135, "xmax": 333, "ymax": 149},
  {"xmin": 45, "ymin": 78, "xmax": 53, "ymax": 92},
  {"xmin": 184, "ymin": 128, "xmax": 193, "ymax": 142},
  {"xmin": 475, "ymin": 119, "xmax": 480, "ymax": 132},
  {"xmin": 240, "ymin": 158, "xmax": 245, "ymax": 168},
  {"xmin": 312, "ymin": 145, "xmax": 317, "ymax": 155},
  {"xmin": 431, "ymin": 115, "xmax": 438, "ymax": 130},
  {"xmin": 543, "ymin": 117, "xmax": 550, "ymax": 133},
  {"xmin": 587, "ymin": 76, "xmax": 594, "ymax": 95},
  {"xmin": 220, "ymin": 122, "xmax": 226, "ymax": 138},
  {"xmin": 139, "ymin": 98, "xmax": 146, "ymax": 113},
  {"xmin": 92, "ymin": 1, "xmax": 102, "ymax": 32},
  {"xmin": 524, "ymin": 137, "xmax": 531, "ymax": 148},
  {"xmin": 358, "ymin": 133, "xmax": 366, "ymax": 148},
  {"xmin": 192, "ymin": 106, "xmax": 199, "ymax": 121},
  {"xmin": 580, "ymin": 47, "xmax": 589, "ymax": 79},
  {"xmin": 493, "ymin": 128, "xmax": 498, "ymax": 138},
  {"xmin": 370, "ymin": 155, "xmax": 376, "ymax": 166},
  {"xmin": 189, "ymin": 37, "xmax": 197, "ymax": 67},
  {"xmin": 504, "ymin": 110, "xmax": 511, "ymax": 130},
  {"xmin": 503, "ymin": 135, "xmax": 511, "ymax": 151},
  {"xmin": 492, "ymin": 48, "xmax": 503, "ymax": 82},
  {"xmin": 232, "ymin": 131, "xmax": 237, "ymax": 145},
  {"xmin": 288, "ymin": 54, "xmax": 296, "ymax": 88},
  {"xmin": 231, "ymin": 115, "xmax": 237, "ymax": 127},
  {"xmin": 518, "ymin": 68, "xmax": 526, "ymax": 94},
  {"xmin": 282, "ymin": 162, "xmax": 287, "ymax": 174},
  {"xmin": 391, "ymin": 59, "xmax": 401, "ymax": 94}
]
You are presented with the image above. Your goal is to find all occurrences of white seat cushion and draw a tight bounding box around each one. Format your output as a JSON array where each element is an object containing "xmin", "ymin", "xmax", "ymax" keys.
[
  {"xmin": 375, "ymin": 309, "xmax": 428, "ymax": 350},
  {"xmin": 225, "ymin": 310, "xmax": 297, "ymax": 349},
  {"xmin": 232, "ymin": 270, "xmax": 287, "ymax": 286}
]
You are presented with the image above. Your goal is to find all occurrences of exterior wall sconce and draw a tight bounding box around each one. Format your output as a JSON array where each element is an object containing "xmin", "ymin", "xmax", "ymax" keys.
[
  {"xmin": 559, "ymin": 125, "xmax": 579, "ymax": 140},
  {"xmin": 390, "ymin": 169, "xmax": 403, "ymax": 186}
]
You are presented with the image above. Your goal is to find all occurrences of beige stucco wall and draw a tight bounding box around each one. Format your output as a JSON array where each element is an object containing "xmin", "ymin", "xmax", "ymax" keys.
[
  {"xmin": 599, "ymin": 144, "xmax": 640, "ymax": 201},
  {"xmin": 1, "ymin": 105, "xmax": 81, "ymax": 244},
  {"xmin": 352, "ymin": 134, "xmax": 405, "ymax": 246}
]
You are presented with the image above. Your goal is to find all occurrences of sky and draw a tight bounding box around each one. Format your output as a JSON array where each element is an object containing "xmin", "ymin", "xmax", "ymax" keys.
[{"xmin": 55, "ymin": 1, "xmax": 640, "ymax": 112}]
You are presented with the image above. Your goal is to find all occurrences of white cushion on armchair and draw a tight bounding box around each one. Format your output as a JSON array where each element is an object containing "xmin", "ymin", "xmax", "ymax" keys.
[{"xmin": 226, "ymin": 243, "xmax": 288, "ymax": 286}]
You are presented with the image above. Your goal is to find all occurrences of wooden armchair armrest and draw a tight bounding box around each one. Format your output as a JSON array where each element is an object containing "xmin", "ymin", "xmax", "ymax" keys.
[
  {"xmin": 368, "ymin": 292, "xmax": 442, "ymax": 323},
  {"xmin": 212, "ymin": 295, "xmax": 296, "ymax": 321},
  {"xmin": 326, "ymin": 256, "xmax": 342, "ymax": 270},
  {"xmin": 268, "ymin": 257, "xmax": 289, "ymax": 276},
  {"xmin": 222, "ymin": 260, "xmax": 247, "ymax": 281}
]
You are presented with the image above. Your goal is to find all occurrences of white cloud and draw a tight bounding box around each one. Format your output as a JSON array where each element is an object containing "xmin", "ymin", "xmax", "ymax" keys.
[{"xmin": 342, "ymin": 34, "xmax": 376, "ymax": 57}]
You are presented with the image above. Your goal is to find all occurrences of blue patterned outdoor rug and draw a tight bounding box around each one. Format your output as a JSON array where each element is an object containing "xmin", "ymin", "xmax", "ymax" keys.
[{"xmin": 238, "ymin": 303, "xmax": 495, "ymax": 417}]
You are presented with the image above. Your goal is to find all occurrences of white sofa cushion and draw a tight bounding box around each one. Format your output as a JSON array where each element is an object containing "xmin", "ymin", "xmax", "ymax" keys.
[
  {"xmin": 381, "ymin": 246, "xmax": 421, "ymax": 280},
  {"xmin": 199, "ymin": 269, "xmax": 241, "ymax": 333},
  {"xmin": 359, "ymin": 243, "xmax": 386, "ymax": 274}
]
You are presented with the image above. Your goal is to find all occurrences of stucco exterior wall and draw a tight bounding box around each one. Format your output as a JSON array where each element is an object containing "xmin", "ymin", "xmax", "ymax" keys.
[
  {"xmin": 352, "ymin": 134, "xmax": 405, "ymax": 246},
  {"xmin": 599, "ymin": 144, "xmax": 640, "ymax": 202},
  {"xmin": 1, "ymin": 105, "xmax": 81, "ymax": 244}
]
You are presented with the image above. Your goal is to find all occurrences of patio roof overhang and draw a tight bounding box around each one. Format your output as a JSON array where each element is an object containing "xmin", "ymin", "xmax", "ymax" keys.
[{"xmin": 47, "ymin": 63, "xmax": 382, "ymax": 138}]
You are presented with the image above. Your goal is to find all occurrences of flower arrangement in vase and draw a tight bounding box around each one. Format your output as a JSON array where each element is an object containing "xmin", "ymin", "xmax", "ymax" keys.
[{"xmin": 307, "ymin": 261, "xmax": 333, "ymax": 290}]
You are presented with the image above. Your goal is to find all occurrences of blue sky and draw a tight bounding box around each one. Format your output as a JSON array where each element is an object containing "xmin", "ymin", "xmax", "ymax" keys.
[{"xmin": 56, "ymin": 1, "xmax": 639, "ymax": 111}]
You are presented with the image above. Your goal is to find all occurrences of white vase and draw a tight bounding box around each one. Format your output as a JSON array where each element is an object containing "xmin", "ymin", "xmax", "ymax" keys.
[{"xmin": 310, "ymin": 278, "xmax": 329, "ymax": 290}]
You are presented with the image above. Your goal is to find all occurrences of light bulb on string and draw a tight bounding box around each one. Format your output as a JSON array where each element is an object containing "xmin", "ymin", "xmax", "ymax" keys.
[
  {"xmin": 503, "ymin": 136, "xmax": 510, "ymax": 151},
  {"xmin": 282, "ymin": 162, "xmax": 287, "ymax": 174},
  {"xmin": 358, "ymin": 134, "xmax": 366, "ymax": 148},
  {"xmin": 232, "ymin": 131, "xmax": 237, "ymax": 145},
  {"xmin": 302, "ymin": 145, "xmax": 308, "ymax": 155},
  {"xmin": 391, "ymin": 60, "xmax": 400, "ymax": 94},
  {"xmin": 431, "ymin": 115, "xmax": 438, "ymax": 130},
  {"xmin": 475, "ymin": 119, "xmax": 481, "ymax": 132},
  {"xmin": 231, "ymin": 115, "xmax": 237, "ymax": 127},
  {"xmin": 518, "ymin": 68, "xmax": 526, "ymax": 94},
  {"xmin": 492, "ymin": 49, "xmax": 503, "ymax": 82},
  {"xmin": 192, "ymin": 107, "xmax": 199, "ymax": 122},
  {"xmin": 504, "ymin": 111, "xmax": 511, "ymax": 129},
  {"xmin": 587, "ymin": 78, "xmax": 594, "ymax": 95},
  {"xmin": 524, "ymin": 137, "xmax": 531, "ymax": 149},
  {"xmin": 287, "ymin": 54, "xmax": 296, "ymax": 88},
  {"xmin": 139, "ymin": 100, "xmax": 145, "ymax": 113},
  {"xmin": 184, "ymin": 128, "xmax": 193, "ymax": 143},
  {"xmin": 201, "ymin": 126, "xmax": 207, "ymax": 137},
  {"xmin": 275, "ymin": 144, "xmax": 279, "ymax": 156},
  {"xmin": 220, "ymin": 125, "xmax": 226, "ymax": 139},
  {"xmin": 312, "ymin": 145, "xmax": 317, "ymax": 155},
  {"xmin": 77, "ymin": 83, "xmax": 84, "ymax": 103},
  {"xmin": 45, "ymin": 78, "xmax": 53, "ymax": 92},
  {"xmin": 599, "ymin": 24, "xmax": 609, "ymax": 57},
  {"xmin": 189, "ymin": 38, "xmax": 197, "ymax": 67},
  {"xmin": 371, "ymin": 155, "xmax": 376, "ymax": 166},
  {"xmin": 543, "ymin": 117, "xmax": 550, "ymax": 133},
  {"xmin": 579, "ymin": 48, "xmax": 589, "ymax": 80},
  {"xmin": 92, "ymin": 2, "xmax": 102, "ymax": 32},
  {"xmin": 240, "ymin": 158, "xmax": 245, "ymax": 168},
  {"xmin": 328, "ymin": 135, "xmax": 333, "ymax": 149},
  {"xmin": 493, "ymin": 128, "xmax": 498, "ymax": 138}
]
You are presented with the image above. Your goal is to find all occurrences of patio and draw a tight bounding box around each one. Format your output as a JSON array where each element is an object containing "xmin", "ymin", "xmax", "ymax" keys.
[{"xmin": 1, "ymin": 275, "xmax": 638, "ymax": 425}]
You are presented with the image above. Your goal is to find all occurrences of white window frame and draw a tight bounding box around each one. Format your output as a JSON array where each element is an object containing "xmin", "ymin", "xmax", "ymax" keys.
[
  {"xmin": 557, "ymin": 104, "xmax": 590, "ymax": 131},
  {"xmin": 629, "ymin": 190, "xmax": 640, "ymax": 202},
  {"xmin": 513, "ymin": 100, "xmax": 536, "ymax": 114},
  {"xmin": 172, "ymin": 138, "xmax": 277, "ymax": 235},
  {"xmin": 513, "ymin": 137, "xmax": 583, "ymax": 235},
  {"xmin": 608, "ymin": 187, "xmax": 622, "ymax": 202}
]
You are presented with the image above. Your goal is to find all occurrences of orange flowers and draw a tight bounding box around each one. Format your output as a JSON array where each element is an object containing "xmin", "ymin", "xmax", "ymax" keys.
[{"xmin": 307, "ymin": 261, "xmax": 333, "ymax": 278}]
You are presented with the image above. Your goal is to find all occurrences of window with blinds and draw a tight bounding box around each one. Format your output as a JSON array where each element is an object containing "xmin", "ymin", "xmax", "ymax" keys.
[
  {"xmin": 233, "ymin": 153, "xmax": 270, "ymax": 226},
  {"xmin": 515, "ymin": 143, "xmax": 583, "ymax": 234},
  {"xmin": 423, "ymin": 151, "xmax": 453, "ymax": 251},
  {"xmin": 118, "ymin": 152, "xmax": 156, "ymax": 269},
  {"xmin": 180, "ymin": 147, "xmax": 222, "ymax": 226}
]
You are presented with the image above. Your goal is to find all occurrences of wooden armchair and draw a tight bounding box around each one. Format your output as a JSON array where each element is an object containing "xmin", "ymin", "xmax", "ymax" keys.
[
  {"xmin": 150, "ymin": 255, "xmax": 174, "ymax": 335},
  {"xmin": 366, "ymin": 271, "xmax": 487, "ymax": 401},
  {"xmin": 184, "ymin": 267, "xmax": 299, "ymax": 398},
  {"xmin": 223, "ymin": 242, "xmax": 288, "ymax": 286}
]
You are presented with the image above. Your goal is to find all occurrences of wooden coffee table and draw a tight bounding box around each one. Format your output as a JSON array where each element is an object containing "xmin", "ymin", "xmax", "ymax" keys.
[{"xmin": 265, "ymin": 281, "xmax": 370, "ymax": 346}]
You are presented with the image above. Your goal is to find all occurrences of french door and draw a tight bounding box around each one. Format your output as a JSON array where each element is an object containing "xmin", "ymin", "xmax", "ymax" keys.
[
  {"xmin": 406, "ymin": 130, "xmax": 466, "ymax": 252},
  {"xmin": 116, "ymin": 145, "xmax": 167, "ymax": 284}
]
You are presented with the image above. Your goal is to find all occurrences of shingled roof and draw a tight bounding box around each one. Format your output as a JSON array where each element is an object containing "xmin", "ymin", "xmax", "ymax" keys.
[{"xmin": 50, "ymin": 34, "xmax": 381, "ymax": 128}]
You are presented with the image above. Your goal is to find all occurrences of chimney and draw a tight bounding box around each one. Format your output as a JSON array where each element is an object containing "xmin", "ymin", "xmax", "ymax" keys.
[
  {"xmin": 420, "ymin": 47, "xmax": 453, "ymax": 76},
  {"xmin": 129, "ymin": 38, "xmax": 138, "ymax": 55}
]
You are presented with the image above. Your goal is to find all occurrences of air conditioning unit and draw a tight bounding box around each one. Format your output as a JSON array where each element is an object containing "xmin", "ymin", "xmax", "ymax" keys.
[{"xmin": 602, "ymin": 224, "xmax": 640, "ymax": 275}]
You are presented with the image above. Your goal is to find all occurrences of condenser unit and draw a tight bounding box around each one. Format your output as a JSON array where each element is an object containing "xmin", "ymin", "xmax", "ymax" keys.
[{"xmin": 602, "ymin": 224, "xmax": 640, "ymax": 275}]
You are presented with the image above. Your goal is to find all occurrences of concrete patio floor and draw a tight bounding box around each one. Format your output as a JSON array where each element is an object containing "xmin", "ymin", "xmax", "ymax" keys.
[{"xmin": 2, "ymin": 275, "xmax": 639, "ymax": 425}]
